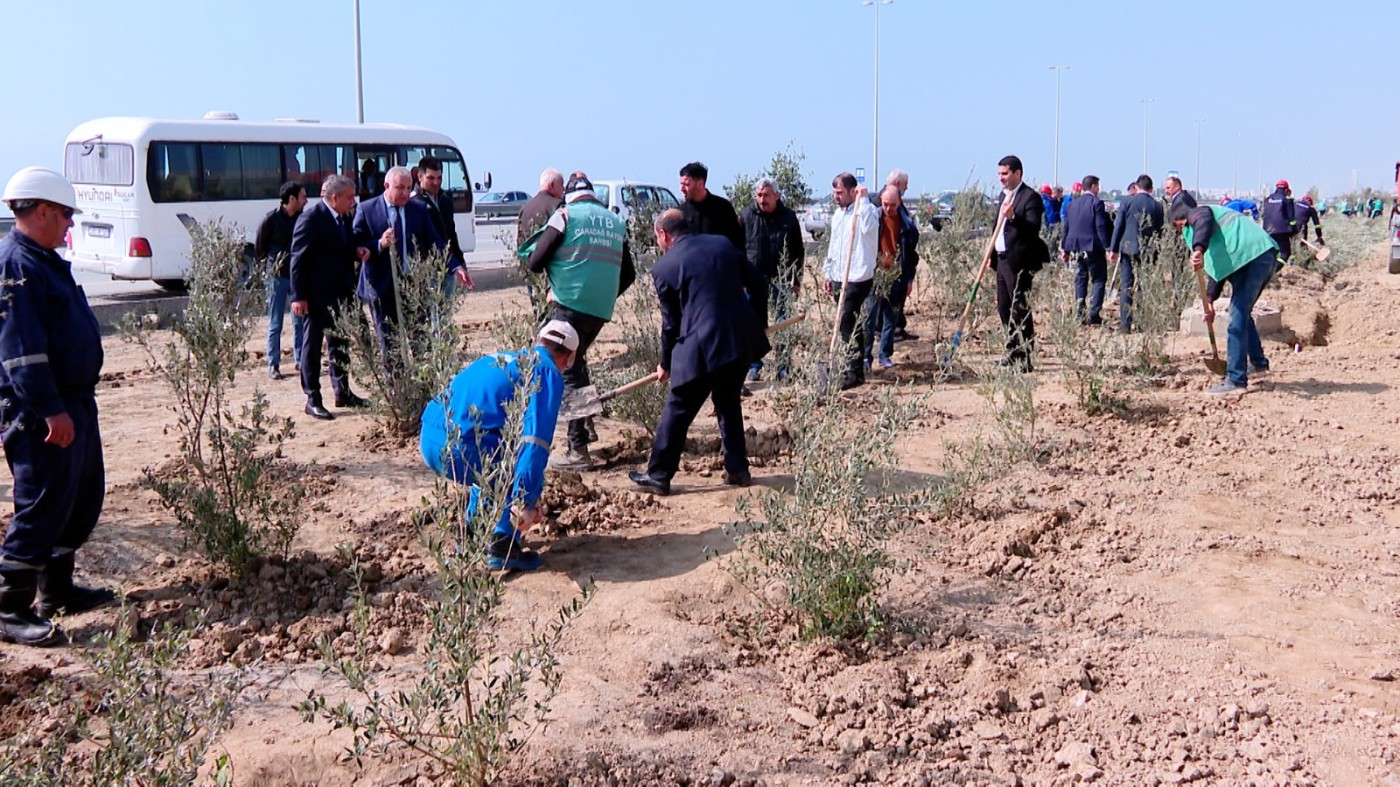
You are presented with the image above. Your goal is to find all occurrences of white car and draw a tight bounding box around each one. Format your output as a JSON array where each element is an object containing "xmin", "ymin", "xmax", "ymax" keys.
[
  {"xmin": 591, "ymin": 180, "xmax": 681, "ymax": 222},
  {"xmin": 801, "ymin": 198, "xmax": 831, "ymax": 239}
]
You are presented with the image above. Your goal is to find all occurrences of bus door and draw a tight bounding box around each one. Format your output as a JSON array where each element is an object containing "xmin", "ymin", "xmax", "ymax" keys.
[{"xmin": 354, "ymin": 147, "xmax": 394, "ymax": 201}]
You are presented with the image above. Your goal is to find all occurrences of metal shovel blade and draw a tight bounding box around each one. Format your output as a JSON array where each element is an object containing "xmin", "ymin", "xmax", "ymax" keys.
[{"xmin": 557, "ymin": 385, "xmax": 602, "ymax": 421}]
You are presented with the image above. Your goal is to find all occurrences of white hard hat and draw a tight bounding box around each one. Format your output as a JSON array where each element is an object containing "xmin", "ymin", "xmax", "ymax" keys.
[{"xmin": 3, "ymin": 167, "xmax": 82, "ymax": 214}]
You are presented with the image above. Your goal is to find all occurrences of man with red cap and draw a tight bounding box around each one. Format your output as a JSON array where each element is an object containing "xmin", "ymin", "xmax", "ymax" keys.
[
  {"xmin": 1295, "ymin": 194, "xmax": 1324, "ymax": 248},
  {"xmin": 1261, "ymin": 179, "xmax": 1297, "ymax": 266}
]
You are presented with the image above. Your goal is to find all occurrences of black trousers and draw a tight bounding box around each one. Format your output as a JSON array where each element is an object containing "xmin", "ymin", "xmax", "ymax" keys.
[
  {"xmin": 1269, "ymin": 233, "xmax": 1292, "ymax": 262},
  {"xmin": 829, "ymin": 278, "xmax": 874, "ymax": 383},
  {"xmin": 551, "ymin": 304, "xmax": 607, "ymax": 452},
  {"xmin": 993, "ymin": 254, "xmax": 1035, "ymax": 359},
  {"xmin": 300, "ymin": 301, "xmax": 351, "ymax": 400},
  {"xmin": 646, "ymin": 359, "xmax": 750, "ymax": 483},
  {"xmin": 0, "ymin": 394, "xmax": 104, "ymax": 570}
]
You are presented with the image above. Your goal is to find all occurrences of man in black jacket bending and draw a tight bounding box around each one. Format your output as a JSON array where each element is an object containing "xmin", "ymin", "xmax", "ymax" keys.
[{"xmin": 629, "ymin": 210, "xmax": 769, "ymax": 496}]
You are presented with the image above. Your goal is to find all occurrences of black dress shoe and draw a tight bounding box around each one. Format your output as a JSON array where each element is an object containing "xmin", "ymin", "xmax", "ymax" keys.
[
  {"xmin": 839, "ymin": 376, "xmax": 864, "ymax": 391},
  {"xmin": 334, "ymin": 391, "xmax": 368, "ymax": 408},
  {"xmin": 268, "ymin": 367, "xmax": 283, "ymax": 380},
  {"xmin": 305, "ymin": 401, "xmax": 334, "ymax": 420},
  {"xmin": 893, "ymin": 330, "xmax": 919, "ymax": 342},
  {"xmin": 628, "ymin": 470, "xmax": 670, "ymax": 496},
  {"xmin": 722, "ymin": 470, "xmax": 753, "ymax": 488}
]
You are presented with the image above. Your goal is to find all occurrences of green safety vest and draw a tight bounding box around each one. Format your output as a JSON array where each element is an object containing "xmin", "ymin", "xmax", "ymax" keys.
[
  {"xmin": 546, "ymin": 200, "xmax": 626, "ymax": 320},
  {"xmin": 1182, "ymin": 205, "xmax": 1278, "ymax": 283}
]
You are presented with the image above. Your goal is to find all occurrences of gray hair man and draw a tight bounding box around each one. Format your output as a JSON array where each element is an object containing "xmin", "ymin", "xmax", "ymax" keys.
[
  {"xmin": 518, "ymin": 167, "xmax": 565, "ymax": 244},
  {"xmin": 291, "ymin": 174, "xmax": 371, "ymax": 419},
  {"xmin": 738, "ymin": 177, "xmax": 803, "ymax": 382}
]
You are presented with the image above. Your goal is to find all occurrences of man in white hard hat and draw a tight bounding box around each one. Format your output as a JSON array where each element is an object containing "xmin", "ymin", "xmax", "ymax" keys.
[
  {"xmin": 0, "ymin": 167, "xmax": 114, "ymax": 646},
  {"xmin": 419, "ymin": 320, "xmax": 578, "ymax": 571}
]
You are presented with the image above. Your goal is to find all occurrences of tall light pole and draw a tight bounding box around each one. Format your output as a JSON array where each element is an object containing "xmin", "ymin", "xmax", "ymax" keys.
[
  {"xmin": 863, "ymin": 0, "xmax": 893, "ymax": 185},
  {"xmin": 353, "ymin": 0, "xmax": 365, "ymax": 123},
  {"xmin": 1049, "ymin": 65, "xmax": 1070, "ymax": 187},
  {"xmin": 1138, "ymin": 98, "xmax": 1154, "ymax": 174},
  {"xmin": 1232, "ymin": 132, "xmax": 1240, "ymax": 196},
  {"xmin": 1194, "ymin": 118, "xmax": 1205, "ymax": 195}
]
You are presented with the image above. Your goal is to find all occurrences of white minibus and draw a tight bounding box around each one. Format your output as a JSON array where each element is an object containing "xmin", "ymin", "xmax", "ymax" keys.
[{"xmin": 62, "ymin": 112, "xmax": 486, "ymax": 289}]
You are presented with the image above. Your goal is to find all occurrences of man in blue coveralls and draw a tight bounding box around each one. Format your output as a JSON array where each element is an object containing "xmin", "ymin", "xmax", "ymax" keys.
[
  {"xmin": 0, "ymin": 167, "xmax": 115, "ymax": 646},
  {"xmin": 420, "ymin": 320, "xmax": 578, "ymax": 571}
]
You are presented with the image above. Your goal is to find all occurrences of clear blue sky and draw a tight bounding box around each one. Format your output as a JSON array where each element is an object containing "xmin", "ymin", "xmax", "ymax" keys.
[{"xmin": 3, "ymin": 0, "xmax": 1396, "ymax": 210}]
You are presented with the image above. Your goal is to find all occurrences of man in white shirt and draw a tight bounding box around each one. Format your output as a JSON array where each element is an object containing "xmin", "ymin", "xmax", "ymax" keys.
[
  {"xmin": 823, "ymin": 172, "xmax": 880, "ymax": 390},
  {"xmin": 990, "ymin": 155, "xmax": 1045, "ymax": 371}
]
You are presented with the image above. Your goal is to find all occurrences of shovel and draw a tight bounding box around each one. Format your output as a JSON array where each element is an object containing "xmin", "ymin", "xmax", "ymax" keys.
[
  {"xmin": 941, "ymin": 211, "xmax": 1009, "ymax": 368},
  {"xmin": 1193, "ymin": 267, "xmax": 1228, "ymax": 376},
  {"xmin": 558, "ymin": 314, "xmax": 809, "ymax": 421},
  {"xmin": 1299, "ymin": 237, "xmax": 1331, "ymax": 262}
]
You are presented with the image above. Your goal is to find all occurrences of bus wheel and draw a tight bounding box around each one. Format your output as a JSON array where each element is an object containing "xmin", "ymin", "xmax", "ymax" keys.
[{"xmin": 154, "ymin": 279, "xmax": 188, "ymax": 293}]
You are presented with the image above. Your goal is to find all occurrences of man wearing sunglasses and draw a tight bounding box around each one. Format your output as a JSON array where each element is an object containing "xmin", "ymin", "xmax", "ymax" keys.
[{"xmin": 0, "ymin": 167, "xmax": 113, "ymax": 646}]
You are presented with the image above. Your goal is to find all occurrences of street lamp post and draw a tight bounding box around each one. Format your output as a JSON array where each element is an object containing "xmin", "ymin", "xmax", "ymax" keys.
[
  {"xmin": 1232, "ymin": 132, "xmax": 1240, "ymax": 196},
  {"xmin": 1138, "ymin": 98, "xmax": 1154, "ymax": 174},
  {"xmin": 1049, "ymin": 65, "xmax": 1069, "ymax": 187},
  {"xmin": 863, "ymin": 0, "xmax": 893, "ymax": 184},
  {"xmin": 1194, "ymin": 118, "xmax": 1205, "ymax": 196},
  {"xmin": 353, "ymin": 0, "xmax": 365, "ymax": 123}
]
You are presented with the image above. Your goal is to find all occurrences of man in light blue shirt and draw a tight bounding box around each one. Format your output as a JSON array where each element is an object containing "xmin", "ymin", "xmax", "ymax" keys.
[{"xmin": 822, "ymin": 172, "xmax": 880, "ymax": 390}]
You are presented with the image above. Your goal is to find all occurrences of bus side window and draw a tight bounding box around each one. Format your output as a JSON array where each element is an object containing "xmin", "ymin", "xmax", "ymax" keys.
[{"xmin": 148, "ymin": 141, "xmax": 201, "ymax": 203}]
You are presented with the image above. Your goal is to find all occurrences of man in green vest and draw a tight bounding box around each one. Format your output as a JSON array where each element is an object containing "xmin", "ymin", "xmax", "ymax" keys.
[
  {"xmin": 1169, "ymin": 202, "xmax": 1280, "ymax": 395},
  {"xmin": 522, "ymin": 174, "xmax": 636, "ymax": 468}
]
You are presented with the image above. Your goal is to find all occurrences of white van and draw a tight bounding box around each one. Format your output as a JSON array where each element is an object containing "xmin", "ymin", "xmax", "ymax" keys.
[
  {"xmin": 63, "ymin": 112, "xmax": 486, "ymax": 289},
  {"xmin": 590, "ymin": 180, "xmax": 681, "ymax": 222}
]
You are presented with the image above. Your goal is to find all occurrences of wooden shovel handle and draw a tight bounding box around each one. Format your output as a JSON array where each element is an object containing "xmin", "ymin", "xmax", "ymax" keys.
[{"xmin": 598, "ymin": 371, "xmax": 663, "ymax": 404}]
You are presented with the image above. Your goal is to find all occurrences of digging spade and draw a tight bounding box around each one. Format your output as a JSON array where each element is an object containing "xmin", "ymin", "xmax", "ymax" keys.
[
  {"xmin": 1193, "ymin": 267, "xmax": 1229, "ymax": 376},
  {"xmin": 557, "ymin": 314, "xmax": 809, "ymax": 421},
  {"xmin": 1299, "ymin": 237, "xmax": 1330, "ymax": 263}
]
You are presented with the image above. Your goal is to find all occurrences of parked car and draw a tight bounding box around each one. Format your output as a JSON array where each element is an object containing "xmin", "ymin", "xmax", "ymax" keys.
[
  {"xmin": 474, "ymin": 190, "xmax": 530, "ymax": 220},
  {"xmin": 591, "ymin": 180, "xmax": 681, "ymax": 222},
  {"xmin": 802, "ymin": 197, "xmax": 832, "ymax": 239},
  {"xmin": 0, "ymin": 216, "xmax": 13, "ymax": 239}
]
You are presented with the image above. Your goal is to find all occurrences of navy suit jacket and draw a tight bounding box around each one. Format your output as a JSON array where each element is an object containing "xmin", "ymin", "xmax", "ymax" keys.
[
  {"xmin": 1110, "ymin": 192, "xmax": 1165, "ymax": 256},
  {"xmin": 351, "ymin": 195, "xmax": 447, "ymax": 302},
  {"xmin": 651, "ymin": 234, "xmax": 770, "ymax": 388},
  {"xmin": 290, "ymin": 200, "xmax": 358, "ymax": 308},
  {"xmin": 1060, "ymin": 192, "xmax": 1112, "ymax": 256}
]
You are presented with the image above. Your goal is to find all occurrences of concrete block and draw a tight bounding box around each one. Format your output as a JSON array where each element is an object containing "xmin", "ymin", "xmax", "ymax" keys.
[{"xmin": 1180, "ymin": 299, "xmax": 1282, "ymax": 339}]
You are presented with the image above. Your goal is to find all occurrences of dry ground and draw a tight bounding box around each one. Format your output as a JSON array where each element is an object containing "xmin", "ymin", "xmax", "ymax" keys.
[{"xmin": 2, "ymin": 229, "xmax": 1400, "ymax": 786}]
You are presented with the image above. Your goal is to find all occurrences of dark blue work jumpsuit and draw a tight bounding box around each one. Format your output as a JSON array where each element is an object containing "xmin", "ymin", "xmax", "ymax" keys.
[{"xmin": 0, "ymin": 230, "xmax": 105, "ymax": 575}]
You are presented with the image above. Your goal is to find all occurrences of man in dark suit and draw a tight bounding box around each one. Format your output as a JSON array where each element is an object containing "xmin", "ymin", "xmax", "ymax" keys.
[
  {"xmin": 291, "ymin": 175, "xmax": 370, "ymax": 420},
  {"xmin": 352, "ymin": 166, "xmax": 464, "ymax": 359},
  {"xmin": 1059, "ymin": 175, "xmax": 1113, "ymax": 325},
  {"xmin": 629, "ymin": 209, "xmax": 770, "ymax": 496},
  {"xmin": 991, "ymin": 155, "xmax": 1045, "ymax": 371},
  {"xmin": 1164, "ymin": 175, "xmax": 1197, "ymax": 212},
  {"xmin": 412, "ymin": 156, "xmax": 472, "ymax": 291},
  {"xmin": 1109, "ymin": 174, "xmax": 1165, "ymax": 333}
]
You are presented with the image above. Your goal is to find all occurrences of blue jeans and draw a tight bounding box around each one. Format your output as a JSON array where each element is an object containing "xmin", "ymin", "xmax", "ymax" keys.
[
  {"xmin": 1224, "ymin": 250, "xmax": 1276, "ymax": 387},
  {"xmin": 1074, "ymin": 253, "xmax": 1107, "ymax": 323},
  {"xmin": 863, "ymin": 288, "xmax": 897, "ymax": 363},
  {"xmin": 267, "ymin": 276, "xmax": 306, "ymax": 371}
]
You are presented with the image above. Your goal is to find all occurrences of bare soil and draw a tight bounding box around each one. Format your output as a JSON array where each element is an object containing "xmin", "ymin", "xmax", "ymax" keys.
[{"xmin": 4, "ymin": 241, "xmax": 1400, "ymax": 785}]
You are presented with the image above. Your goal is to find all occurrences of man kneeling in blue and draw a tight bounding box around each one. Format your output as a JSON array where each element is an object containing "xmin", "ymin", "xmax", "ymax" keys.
[{"xmin": 420, "ymin": 320, "xmax": 578, "ymax": 571}]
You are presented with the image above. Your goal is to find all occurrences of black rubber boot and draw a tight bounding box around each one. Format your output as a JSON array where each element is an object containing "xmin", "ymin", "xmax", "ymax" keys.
[
  {"xmin": 35, "ymin": 553, "xmax": 117, "ymax": 617},
  {"xmin": 0, "ymin": 570, "xmax": 61, "ymax": 647}
]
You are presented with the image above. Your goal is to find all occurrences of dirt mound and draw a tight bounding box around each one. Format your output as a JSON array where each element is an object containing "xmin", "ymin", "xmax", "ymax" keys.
[{"xmin": 540, "ymin": 469, "xmax": 664, "ymax": 535}]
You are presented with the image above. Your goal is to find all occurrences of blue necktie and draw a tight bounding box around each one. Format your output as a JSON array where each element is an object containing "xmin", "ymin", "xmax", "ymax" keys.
[{"xmin": 391, "ymin": 206, "xmax": 407, "ymax": 272}]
